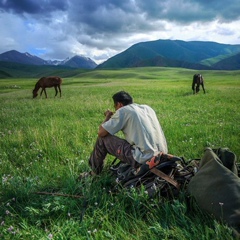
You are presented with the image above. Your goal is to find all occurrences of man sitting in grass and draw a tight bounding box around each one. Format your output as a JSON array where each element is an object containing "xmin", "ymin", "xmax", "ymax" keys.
[{"xmin": 81, "ymin": 91, "xmax": 168, "ymax": 177}]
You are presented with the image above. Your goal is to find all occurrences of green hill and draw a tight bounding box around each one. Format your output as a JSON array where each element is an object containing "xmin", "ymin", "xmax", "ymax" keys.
[
  {"xmin": 0, "ymin": 61, "xmax": 88, "ymax": 78},
  {"xmin": 211, "ymin": 52, "xmax": 240, "ymax": 70},
  {"xmin": 97, "ymin": 39, "xmax": 240, "ymax": 70}
]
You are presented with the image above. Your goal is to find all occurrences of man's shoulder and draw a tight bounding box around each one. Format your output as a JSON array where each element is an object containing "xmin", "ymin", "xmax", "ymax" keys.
[
  {"xmin": 133, "ymin": 103, "xmax": 153, "ymax": 111},
  {"xmin": 125, "ymin": 104, "xmax": 155, "ymax": 119},
  {"xmin": 120, "ymin": 103, "xmax": 153, "ymax": 114},
  {"xmin": 125, "ymin": 103, "xmax": 150, "ymax": 109}
]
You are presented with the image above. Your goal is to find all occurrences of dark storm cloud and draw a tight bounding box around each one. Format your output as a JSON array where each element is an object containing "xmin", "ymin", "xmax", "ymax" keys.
[
  {"xmin": 65, "ymin": 0, "xmax": 240, "ymax": 37},
  {"xmin": 136, "ymin": 0, "xmax": 240, "ymax": 23},
  {"xmin": 1, "ymin": 0, "xmax": 240, "ymax": 30},
  {"xmin": 67, "ymin": 0, "xmax": 139, "ymax": 34},
  {"xmin": 0, "ymin": 0, "xmax": 68, "ymax": 15},
  {"xmin": 193, "ymin": 0, "xmax": 240, "ymax": 21}
]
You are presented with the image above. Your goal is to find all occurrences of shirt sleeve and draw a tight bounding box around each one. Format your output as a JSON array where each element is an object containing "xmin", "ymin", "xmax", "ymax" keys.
[{"xmin": 102, "ymin": 109, "xmax": 125, "ymax": 135}]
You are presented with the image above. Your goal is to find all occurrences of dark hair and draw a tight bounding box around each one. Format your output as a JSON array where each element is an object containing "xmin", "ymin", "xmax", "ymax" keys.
[{"xmin": 112, "ymin": 91, "xmax": 133, "ymax": 106}]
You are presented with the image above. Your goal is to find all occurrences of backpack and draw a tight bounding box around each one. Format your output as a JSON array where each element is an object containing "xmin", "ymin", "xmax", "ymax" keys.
[
  {"xmin": 110, "ymin": 152, "xmax": 198, "ymax": 198},
  {"xmin": 187, "ymin": 147, "xmax": 240, "ymax": 237}
]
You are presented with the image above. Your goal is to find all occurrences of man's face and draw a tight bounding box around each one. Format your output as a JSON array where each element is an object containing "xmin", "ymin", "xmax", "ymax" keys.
[{"xmin": 114, "ymin": 102, "xmax": 123, "ymax": 110}]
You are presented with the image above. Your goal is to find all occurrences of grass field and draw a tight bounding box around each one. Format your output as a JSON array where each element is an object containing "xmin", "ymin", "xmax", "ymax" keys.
[{"xmin": 0, "ymin": 67, "xmax": 239, "ymax": 239}]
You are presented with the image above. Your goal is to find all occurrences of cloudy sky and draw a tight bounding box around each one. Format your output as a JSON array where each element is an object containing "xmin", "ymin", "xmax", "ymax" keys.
[{"xmin": 0, "ymin": 0, "xmax": 240, "ymax": 64}]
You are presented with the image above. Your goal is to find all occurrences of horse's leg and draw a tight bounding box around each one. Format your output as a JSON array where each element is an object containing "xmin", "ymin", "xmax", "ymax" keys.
[
  {"xmin": 43, "ymin": 88, "xmax": 47, "ymax": 98},
  {"xmin": 58, "ymin": 85, "xmax": 62, "ymax": 97},
  {"xmin": 40, "ymin": 88, "xmax": 44, "ymax": 97},
  {"xmin": 201, "ymin": 83, "xmax": 206, "ymax": 94},
  {"xmin": 54, "ymin": 86, "xmax": 58, "ymax": 97},
  {"xmin": 196, "ymin": 84, "xmax": 200, "ymax": 93}
]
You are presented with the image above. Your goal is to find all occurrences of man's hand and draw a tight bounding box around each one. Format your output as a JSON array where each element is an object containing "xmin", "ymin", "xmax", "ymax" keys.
[
  {"xmin": 98, "ymin": 109, "xmax": 114, "ymax": 137},
  {"xmin": 104, "ymin": 109, "xmax": 114, "ymax": 119}
]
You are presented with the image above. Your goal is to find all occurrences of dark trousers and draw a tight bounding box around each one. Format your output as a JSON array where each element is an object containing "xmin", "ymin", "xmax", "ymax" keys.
[{"xmin": 89, "ymin": 135, "xmax": 139, "ymax": 174}]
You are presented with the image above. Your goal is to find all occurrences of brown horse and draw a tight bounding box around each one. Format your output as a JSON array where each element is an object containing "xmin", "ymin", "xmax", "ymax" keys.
[
  {"xmin": 192, "ymin": 74, "xmax": 205, "ymax": 94},
  {"xmin": 32, "ymin": 76, "xmax": 63, "ymax": 98}
]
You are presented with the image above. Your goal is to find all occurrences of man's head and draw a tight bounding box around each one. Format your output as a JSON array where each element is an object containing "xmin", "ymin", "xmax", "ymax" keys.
[{"xmin": 112, "ymin": 91, "xmax": 133, "ymax": 109}]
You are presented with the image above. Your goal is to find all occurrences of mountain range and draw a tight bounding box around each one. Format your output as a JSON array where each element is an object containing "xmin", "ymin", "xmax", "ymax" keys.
[
  {"xmin": 97, "ymin": 39, "xmax": 240, "ymax": 70},
  {"xmin": 1, "ymin": 39, "xmax": 240, "ymax": 73},
  {"xmin": 0, "ymin": 50, "xmax": 97, "ymax": 69}
]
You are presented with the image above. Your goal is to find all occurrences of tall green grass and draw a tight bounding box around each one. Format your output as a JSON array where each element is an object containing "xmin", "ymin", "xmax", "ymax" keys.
[{"xmin": 0, "ymin": 67, "xmax": 239, "ymax": 239}]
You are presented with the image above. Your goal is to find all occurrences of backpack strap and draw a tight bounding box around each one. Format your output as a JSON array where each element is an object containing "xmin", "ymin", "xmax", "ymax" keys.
[{"xmin": 150, "ymin": 167, "xmax": 180, "ymax": 190}]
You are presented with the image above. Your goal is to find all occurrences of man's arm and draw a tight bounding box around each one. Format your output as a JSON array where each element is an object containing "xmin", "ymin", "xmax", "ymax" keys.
[{"xmin": 98, "ymin": 110, "xmax": 113, "ymax": 137}]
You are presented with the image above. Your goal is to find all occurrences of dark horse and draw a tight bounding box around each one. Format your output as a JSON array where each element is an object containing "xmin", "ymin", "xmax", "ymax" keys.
[
  {"xmin": 192, "ymin": 74, "xmax": 205, "ymax": 94},
  {"xmin": 32, "ymin": 76, "xmax": 63, "ymax": 98}
]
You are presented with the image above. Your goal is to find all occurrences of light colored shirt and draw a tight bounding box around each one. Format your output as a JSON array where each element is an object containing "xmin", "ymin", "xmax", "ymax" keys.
[{"xmin": 102, "ymin": 103, "xmax": 168, "ymax": 164}]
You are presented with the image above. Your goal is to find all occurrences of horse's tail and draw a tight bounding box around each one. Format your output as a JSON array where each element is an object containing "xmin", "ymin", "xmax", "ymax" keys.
[{"xmin": 57, "ymin": 77, "xmax": 63, "ymax": 86}]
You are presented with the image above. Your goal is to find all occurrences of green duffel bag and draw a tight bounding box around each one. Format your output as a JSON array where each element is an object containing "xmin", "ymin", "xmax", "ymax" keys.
[{"xmin": 188, "ymin": 147, "xmax": 240, "ymax": 237}]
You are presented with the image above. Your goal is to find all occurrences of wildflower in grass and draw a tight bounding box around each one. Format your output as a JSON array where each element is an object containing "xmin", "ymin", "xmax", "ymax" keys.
[
  {"xmin": 2, "ymin": 175, "xmax": 8, "ymax": 183},
  {"xmin": 94, "ymin": 202, "xmax": 98, "ymax": 206},
  {"xmin": 8, "ymin": 226, "xmax": 14, "ymax": 232},
  {"xmin": 93, "ymin": 229, "xmax": 97, "ymax": 233},
  {"xmin": 1, "ymin": 221, "xmax": 4, "ymax": 226},
  {"xmin": 219, "ymin": 202, "xmax": 224, "ymax": 206},
  {"xmin": 5, "ymin": 210, "xmax": 10, "ymax": 215},
  {"xmin": 2, "ymin": 174, "xmax": 12, "ymax": 185},
  {"xmin": 48, "ymin": 233, "xmax": 53, "ymax": 239}
]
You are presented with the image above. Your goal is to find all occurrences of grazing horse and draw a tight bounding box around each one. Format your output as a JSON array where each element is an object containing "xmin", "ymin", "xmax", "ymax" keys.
[
  {"xmin": 32, "ymin": 76, "xmax": 63, "ymax": 98},
  {"xmin": 192, "ymin": 74, "xmax": 205, "ymax": 94}
]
